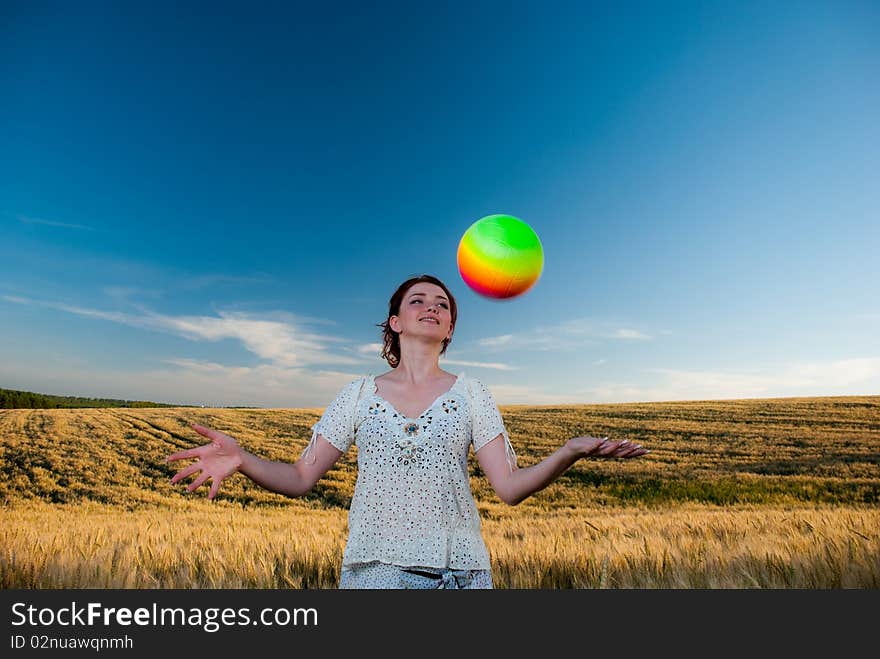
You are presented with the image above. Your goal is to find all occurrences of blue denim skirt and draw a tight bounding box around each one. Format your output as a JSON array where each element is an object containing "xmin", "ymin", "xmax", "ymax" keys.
[{"xmin": 339, "ymin": 561, "xmax": 493, "ymax": 589}]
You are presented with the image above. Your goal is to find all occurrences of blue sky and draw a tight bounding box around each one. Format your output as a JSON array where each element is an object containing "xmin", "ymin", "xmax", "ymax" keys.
[{"xmin": 2, "ymin": 1, "xmax": 878, "ymax": 407}]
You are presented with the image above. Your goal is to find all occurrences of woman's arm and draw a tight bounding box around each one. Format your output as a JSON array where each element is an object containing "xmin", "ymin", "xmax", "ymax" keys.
[
  {"xmin": 239, "ymin": 434, "xmax": 343, "ymax": 497},
  {"xmin": 475, "ymin": 434, "xmax": 647, "ymax": 506},
  {"xmin": 167, "ymin": 424, "xmax": 343, "ymax": 499}
]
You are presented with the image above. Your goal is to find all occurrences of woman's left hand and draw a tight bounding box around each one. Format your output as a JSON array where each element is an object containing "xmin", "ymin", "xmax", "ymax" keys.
[{"xmin": 566, "ymin": 436, "xmax": 649, "ymax": 459}]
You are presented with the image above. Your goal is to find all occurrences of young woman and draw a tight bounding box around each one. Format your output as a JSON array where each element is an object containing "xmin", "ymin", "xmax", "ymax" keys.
[{"xmin": 166, "ymin": 274, "xmax": 647, "ymax": 588}]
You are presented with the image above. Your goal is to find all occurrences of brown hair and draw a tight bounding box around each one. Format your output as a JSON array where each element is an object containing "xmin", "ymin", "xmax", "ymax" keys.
[{"xmin": 377, "ymin": 274, "xmax": 458, "ymax": 368}]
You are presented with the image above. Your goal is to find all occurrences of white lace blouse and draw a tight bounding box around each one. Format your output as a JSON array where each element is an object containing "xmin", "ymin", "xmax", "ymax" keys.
[{"xmin": 300, "ymin": 372, "xmax": 518, "ymax": 570}]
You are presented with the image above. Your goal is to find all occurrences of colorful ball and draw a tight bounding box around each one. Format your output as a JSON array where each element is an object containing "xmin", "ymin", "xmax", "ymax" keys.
[{"xmin": 457, "ymin": 214, "xmax": 544, "ymax": 299}]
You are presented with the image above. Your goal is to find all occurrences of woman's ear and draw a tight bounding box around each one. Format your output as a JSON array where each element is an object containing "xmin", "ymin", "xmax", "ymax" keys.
[{"xmin": 389, "ymin": 315, "xmax": 401, "ymax": 334}]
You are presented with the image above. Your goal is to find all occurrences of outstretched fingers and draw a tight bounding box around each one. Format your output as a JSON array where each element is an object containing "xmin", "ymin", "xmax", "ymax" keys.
[
  {"xmin": 166, "ymin": 446, "xmax": 203, "ymax": 463},
  {"xmin": 186, "ymin": 471, "xmax": 211, "ymax": 493},
  {"xmin": 595, "ymin": 439, "xmax": 625, "ymax": 456},
  {"xmin": 589, "ymin": 437, "xmax": 650, "ymax": 459},
  {"xmin": 169, "ymin": 461, "xmax": 202, "ymax": 485},
  {"xmin": 191, "ymin": 423, "xmax": 224, "ymax": 442},
  {"xmin": 585, "ymin": 436, "xmax": 611, "ymax": 455},
  {"xmin": 615, "ymin": 442, "xmax": 649, "ymax": 458}
]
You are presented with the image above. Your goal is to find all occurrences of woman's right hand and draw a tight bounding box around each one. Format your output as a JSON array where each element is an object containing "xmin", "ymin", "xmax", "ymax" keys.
[{"xmin": 166, "ymin": 423, "xmax": 245, "ymax": 499}]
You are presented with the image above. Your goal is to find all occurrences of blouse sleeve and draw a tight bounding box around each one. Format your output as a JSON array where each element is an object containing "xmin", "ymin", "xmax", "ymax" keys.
[
  {"xmin": 467, "ymin": 377, "xmax": 518, "ymax": 473},
  {"xmin": 300, "ymin": 377, "xmax": 367, "ymax": 463}
]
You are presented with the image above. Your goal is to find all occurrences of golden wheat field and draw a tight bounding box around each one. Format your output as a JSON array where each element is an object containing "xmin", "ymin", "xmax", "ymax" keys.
[{"xmin": 1, "ymin": 395, "xmax": 878, "ymax": 588}]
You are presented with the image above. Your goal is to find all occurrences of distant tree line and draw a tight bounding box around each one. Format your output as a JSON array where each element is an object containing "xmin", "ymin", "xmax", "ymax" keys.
[{"xmin": 0, "ymin": 387, "xmax": 185, "ymax": 409}]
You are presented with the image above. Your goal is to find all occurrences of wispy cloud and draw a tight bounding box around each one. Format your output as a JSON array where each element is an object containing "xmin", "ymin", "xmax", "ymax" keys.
[
  {"xmin": 1, "ymin": 294, "xmax": 362, "ymax": 367},
  {"xmin": 440, "ymin": 358, "xmax": 517, "ymax": 371},
  {"xmin": 650, "ymin": 358, "xmax": 880, "ymax": 393},
  {"xmin": 152, "ymin": 360, "xmax": 365, "ymax": 407},
  {"xmin": 0, "ymin": 354, "xmax": 363, "ymax": 408},
  {"xmin": 581, "ymin": 357, "xmax": 880, "ymax": 403},
  {"xmin": 613, "ymin": 329, "xmax": 650, "ymax": 339},
  {"xmin": 477, "ymin": 318, "xmax": 652, "ymax": 352},
  {"xmin": 485, "ymin": 383, "xmax": 565, "ymax": 405},
  {"xmin": 1, "ymin": 295, "xmax": 31, "ymax": 305},
  {"xmin": 478, "ymin": 334, "xmax": 515, "ymax": 348},
  {"xmin": 162, "ymin": 358, "xmax": 255, "ymax": 378},
  {"xmin": 354, "ymin": 342, "xmax": 517, "ymax": 371},
  {"xmin": 18, "ymin": 215, "xmax": 95, "ymax": 231}
]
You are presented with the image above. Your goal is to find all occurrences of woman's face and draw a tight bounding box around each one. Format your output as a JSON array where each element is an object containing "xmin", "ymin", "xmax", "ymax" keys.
[{"xmin": 390, "ymin": 282, "xmax": 454, "ymax": 343}]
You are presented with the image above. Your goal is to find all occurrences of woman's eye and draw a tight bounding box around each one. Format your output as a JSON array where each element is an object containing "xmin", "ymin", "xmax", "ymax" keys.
[{"xmin": 410, "ymin": 299, "xmax": 448, "ymax": 308}]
